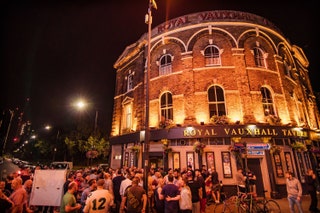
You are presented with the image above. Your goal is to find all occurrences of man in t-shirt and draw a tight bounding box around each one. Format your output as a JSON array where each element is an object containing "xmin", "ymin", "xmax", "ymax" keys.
[
  {"xmin": 83, "ymin": 179, "xmax": 114, "ymax": 213},
  {"xmin": 187, "ymin": 171, "xmax": 202, "ymax": 213},
  {"xmin": 112, "ymin": 169, "xmax": 125, "ymax": 213},
  {"xmin": 120, "ymin": 177, "xmax": 147, "ymax": 213},
  {"xmin": 160, "ymin": 174, "xmax": 181, "ymax": 213},
  {"xmin": 60, "ymin": 181, "xmax": 82, "ymax": 213}
]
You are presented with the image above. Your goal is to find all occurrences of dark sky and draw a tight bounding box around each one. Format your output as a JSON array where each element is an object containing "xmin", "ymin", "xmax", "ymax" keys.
[{"xmin": 1, "ymin": 0, "xmax": 318, "ymax": 133}]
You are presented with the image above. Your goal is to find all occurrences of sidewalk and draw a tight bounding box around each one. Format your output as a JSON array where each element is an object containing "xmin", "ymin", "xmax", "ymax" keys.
[
  {"xmin": 275, "ymin": 195, "xmax": 313, "ymax": 212},
  {"xmin": 205, "ymin": 194, "xmax": 317, "ymax": 212}
]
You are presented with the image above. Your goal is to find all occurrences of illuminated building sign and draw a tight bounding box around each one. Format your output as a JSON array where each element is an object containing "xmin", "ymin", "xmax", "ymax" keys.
[
  {"xmin": 156, "ymin": 11, "xmax": 275, "ymax": 34},
  {"xmin": 110, "ymin": 125, "xmax": 309, "ymax": 145},
  {"xmin": 181, "ymin": 126, "xmax": 308, "ymax": 138}
]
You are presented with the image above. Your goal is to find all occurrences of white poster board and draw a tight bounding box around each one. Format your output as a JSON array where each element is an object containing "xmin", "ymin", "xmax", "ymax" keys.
[{"xmin": 30, "ymin": 169, "xmax": 66, "ymax": 206}]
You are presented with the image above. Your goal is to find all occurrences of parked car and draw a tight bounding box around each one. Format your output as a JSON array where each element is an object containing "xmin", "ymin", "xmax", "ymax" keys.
[
  {"xmin": 50, "ymin": 161, "xmax": 73, "ymax": 170},
  {"xmin": 98, "ymin": 163, "xmax": 109, "ymax": 171}
]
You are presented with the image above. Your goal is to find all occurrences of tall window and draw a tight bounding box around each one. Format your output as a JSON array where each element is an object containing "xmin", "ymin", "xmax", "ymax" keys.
[
  {"xmin": 159, "ymin": 54, "xmax": 172, "ymax": 76},
  {"xmin": 260, "ymin": 87, "xmax": 275, "ymax": 116},
  {"xmin": 127, "ymin": 73, "xmax": 133, "ymax": 91},
  {"xmin": 208, "ymin": 85, "xmax": 226, "ymax": 117},
  {"xmin": 253, "ymin": 47, "xmax": 266, "ymax": 68},
  {"xmin": 160, "ymin": 92, "xmax": 173, "ymax": 121},
  {"xmin": 123, "ymin": 103, "xmax": 132, "ymax": 129},
  {"xmin": 204, "ymin": 45, "xmax": 221, "ymax": 66},
  {"xmin": 283, "ymin": 57, "xmax": 293, "ymax": 79}
]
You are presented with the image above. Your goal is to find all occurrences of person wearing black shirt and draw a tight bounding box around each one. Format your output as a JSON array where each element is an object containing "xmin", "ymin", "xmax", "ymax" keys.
[
  {"xmin": 112, "ymin": 169, "xmax": 126, "ymax": 213},
  {"xmin": 187, "ymin": 171, "xmax": 202, "ymax": 213},
  {"xmin": 305, "ymin": 169, "xmax": 320, "ymax": 212}
]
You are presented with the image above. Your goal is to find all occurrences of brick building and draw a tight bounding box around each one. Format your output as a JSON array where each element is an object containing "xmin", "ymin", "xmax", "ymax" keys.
[{"xmin": 109, "ymin": 10, "xmax": 320, "ymax": 198}]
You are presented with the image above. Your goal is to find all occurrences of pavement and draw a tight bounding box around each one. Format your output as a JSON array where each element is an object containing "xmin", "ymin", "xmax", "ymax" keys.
[{"xmin": 205, "ymin": 194, "xmax": 319, "ymax": 212}]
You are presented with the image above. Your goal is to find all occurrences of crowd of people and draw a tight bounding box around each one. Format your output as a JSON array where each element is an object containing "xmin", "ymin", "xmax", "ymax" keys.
[
  {"xmin": 1, "ymin": 162, "xmax": 320, "ymax": 213},
  {"xmin": 0, "ymin": 163, "xmax": 224, "ymax": 213}
]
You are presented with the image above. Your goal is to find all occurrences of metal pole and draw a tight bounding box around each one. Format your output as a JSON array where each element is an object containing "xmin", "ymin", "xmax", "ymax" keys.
[
  {"xmin": 2, "ymin": 109, "xmax": 14, "ymax": 156},
  {"xmin": 53, "ymin": 130, "xmax": 60, "ymax": 161},
  {"xmin": 94, "ymin": 110, "xmax": 98, "ymax": 136},
  {"xmin": 143, "ymin": 0, "xmax": 152, "ymax": 193}
]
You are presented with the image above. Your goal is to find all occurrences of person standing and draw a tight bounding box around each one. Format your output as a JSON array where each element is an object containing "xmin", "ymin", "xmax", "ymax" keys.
[
  {"xmin": 235, "ymin": 168, "xmax": 247, "ymax": 193},
  {"xmin": 9, "ymin": 177, "xmax": 27, "ymax": 213},
  {"xmin": 186, "ymin": 171, "xmax": 202, "ymax": 213},
  {"xmin": 80, "ymin": 179, "xmax": 97, "ymax": 211},
  {"xmin": 305, "ymin": 169, "xmax": 320, "ymax": 212},
  {"xmin": 179, "ymin": 179, "xmax": 192, "ymax": 213},
  {"xmin": 0, "ymin": 187, "xmax": 14, "ymax": 213},
  {"xmin": 195, "ymin": 169, "xmax": 206, "ymax": 213},
  {"xmin": 60, "ymin": 181, "xmax": 82, "ymax": 213},
  {"xmin": 154, "ymin": 178, "xmax": 165, "ymax": 213},
  {"xmin": 210, "ymin": 166, "xmax": 221, "ymax": 204},
  {"xmin": 246, "ymin": 169, "xmax": 256, "ymax": 194},
  {"xmin": 103, "ymin": 172, "xmax": 114, "ymax": 199},
  {"xmin": 160, "ymin": 174, "xmax": 181, "ymax": 213},
  {"xmin": 23, "ymin": 179, "xmax": 33, "ymax": 213},
  {"xmin": 120, "ymin": 177, "xmax": 147, "ymax": 213},
  {"xmin": 112, "ymin": 169, "xmax": 125, "ymax": 213},
  {"xmin": 285, "ymin": 171, "xmax": 303, "ymax": 213},
  {"xmin": 83, "ymin": 179, "xmax": 114, "ymax": 213}
]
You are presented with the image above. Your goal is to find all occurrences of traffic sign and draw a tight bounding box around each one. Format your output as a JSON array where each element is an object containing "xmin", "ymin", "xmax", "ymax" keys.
[
  {"xmin": 247, "ymin": 150, "xmax": 265, "ymax": 155},
  {"xmin": 246, "ymin": 143, "xmax": 270, "ymax": 150}
]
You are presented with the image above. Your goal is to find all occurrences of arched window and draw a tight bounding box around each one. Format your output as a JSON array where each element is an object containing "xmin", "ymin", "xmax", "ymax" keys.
[
  {"xmin": 208, "ymin": 85, "xmax": 226, "ymax": 117},
  {"xmin": 253, "ymin": 47, "xmax": 266, "ymax": 68},
  {"xmin": 204, "ymin": 45, "xmax": 221, "ymax": 66},
  {"xmin": 260, "ymin": 87, "xmax": 275, "ymax": 116},
  {"xmin": 127, "ymin": 72, "xmax": 133, "ymax": 91},
  {"xmin": 159, "ymin": 54, "xmax": 172, "ymax": 76},
  {"xmin": 160, "ymin": 92, "xmax": 173, "ymax": 121},
  {"xmin": 283, "ymin": 56, "xmax": 293, "ymax": 79}
]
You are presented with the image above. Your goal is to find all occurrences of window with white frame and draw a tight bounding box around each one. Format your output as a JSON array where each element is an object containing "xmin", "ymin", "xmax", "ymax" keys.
[
  {"xmin": 123, "ymin": 103, "xmax": 132, "ymax": 130},
  {"xmin": 159, "ymin": 54, "xmax": 172, "ymax": 76},
  {"xmin": 283, "ymin": 56, "xmax": 293, "ymax": 79},
  {"xmin": 253, "ymin": 47, "xmax": 266, "ymax": 68},
  {"xmin": 260, "ymin": 87, "xmax": 275, "ymax": 116},
  {"xmin": 127, "ymin": 72, "xmax": 133, "ymax": 91},
  {"xmin": 204, "ymin": 45, "xmax": 221, "ymax": 66},
  {"xmin": 160, "ymin": 92, "xmax": 173, "ymax": 121},
  {"xmin": 208, "ymin": 85, "xmax": 226, "ymax": 118}
]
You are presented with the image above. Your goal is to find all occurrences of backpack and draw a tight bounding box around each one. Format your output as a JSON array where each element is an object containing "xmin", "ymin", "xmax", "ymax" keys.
[{"xmin": 125, "ymin": 186, "xmax": 140, "ymax": 210}]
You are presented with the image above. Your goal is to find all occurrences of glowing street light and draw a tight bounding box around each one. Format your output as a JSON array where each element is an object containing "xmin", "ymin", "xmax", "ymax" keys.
[{"xmin": 73, "ymin": 99, "xmax": 98, "ymax": 135}]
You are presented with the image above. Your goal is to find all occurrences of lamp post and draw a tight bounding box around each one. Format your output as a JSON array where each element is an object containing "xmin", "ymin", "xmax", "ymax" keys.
[
  {"xmin": 74, "ymin": 99, "xmax": 99, "ymax": 136},
  {"xmin": 143, "ymin": 0, "xmax": 157, "ymax": 193},
  {"xmin": 2, "ymin": 109, "xmax": 14, "ymax": 156}
]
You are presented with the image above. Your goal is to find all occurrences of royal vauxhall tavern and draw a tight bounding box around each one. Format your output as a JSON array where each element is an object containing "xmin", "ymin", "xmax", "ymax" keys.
[{"xmin": 109, "ymin": 10, "xmax": 320, "ymax": 198}]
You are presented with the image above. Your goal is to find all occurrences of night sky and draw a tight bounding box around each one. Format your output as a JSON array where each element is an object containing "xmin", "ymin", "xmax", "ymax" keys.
[{"xmin": 1, "ymin": 0, "xmax": 318, "ymax": 134}]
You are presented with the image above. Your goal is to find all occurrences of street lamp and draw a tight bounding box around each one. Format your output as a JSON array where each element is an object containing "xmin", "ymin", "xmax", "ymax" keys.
[
  {"xmin": 44, "ymin": 125, "xmax": 60, "ymax": 162},
  {"xmin": 2, "ymin": 109, "xmax": 14, "ymax": 156},
  {"xmin": 74, "ymin": 99, "xmax": 99, "ymax": 135},
  {"xmin": 143, "ymin": 0, "xmax": 157, "ymax": 193}
]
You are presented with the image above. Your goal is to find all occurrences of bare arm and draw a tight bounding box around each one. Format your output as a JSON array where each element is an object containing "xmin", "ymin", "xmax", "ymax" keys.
[
  {"xmin": 158, "ymin": 187, "xmax": 164, "ymax": 200},
  {"xmin": 120, "ymin": 196, "xmax": 127, "ymax": 213},
  {"xmin": 166, "ymin": 194, "xmax": 181, "ymax": 201},
  {"xmin": 142, "ymin": 194, "xmax": 147, "ymax": 212}
]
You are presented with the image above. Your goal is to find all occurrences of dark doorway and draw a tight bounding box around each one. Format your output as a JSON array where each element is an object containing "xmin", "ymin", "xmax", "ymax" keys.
[
  {"xmin": 149, "ymin": 152, "xmax": 164, "ymax": 169},
  {"xmin": 247, "ymin": 158, "xmax": 264, "ymax": 197}
]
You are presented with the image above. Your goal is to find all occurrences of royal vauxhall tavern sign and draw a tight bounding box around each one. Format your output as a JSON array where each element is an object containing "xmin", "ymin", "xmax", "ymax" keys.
[
  {"xmin": 110, "ymin": 125, "xmax": 309, "ymax": 145},
  {"xmin": 149, "ymin": 125, "xmax": 309, "ymax": 141}
]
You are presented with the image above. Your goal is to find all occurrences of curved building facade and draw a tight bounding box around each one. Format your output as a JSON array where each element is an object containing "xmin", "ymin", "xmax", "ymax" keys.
[{"xmin": 109, "ymin": 10, "xmax": 320, "ymax": 197}]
